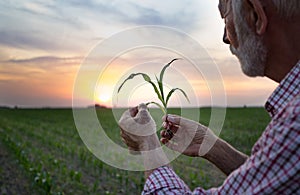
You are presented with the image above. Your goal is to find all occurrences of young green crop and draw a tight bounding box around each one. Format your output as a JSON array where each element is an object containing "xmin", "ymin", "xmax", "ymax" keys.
[
  {"xmin": 0, "ymin": 108, "xmax": 270, "ymax": 193},
  {"xmin": 117, "ymin": 58, "xmax": 190, "ymax": 114}
]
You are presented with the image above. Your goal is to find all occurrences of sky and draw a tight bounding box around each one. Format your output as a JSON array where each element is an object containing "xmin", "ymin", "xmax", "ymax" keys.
[{"xmin": 0, "ymin": 0, "xmax": 278, "ymax": 108}]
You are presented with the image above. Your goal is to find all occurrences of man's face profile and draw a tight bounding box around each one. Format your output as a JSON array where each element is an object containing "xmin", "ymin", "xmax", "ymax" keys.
[{"xmin": 219, "ymin": 0, "xmax": 268, "ymax": 77}]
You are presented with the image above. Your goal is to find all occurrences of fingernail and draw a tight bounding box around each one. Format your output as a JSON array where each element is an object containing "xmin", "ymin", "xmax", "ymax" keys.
[
  {"xmin": 138, "ymin": 103, "xmax": 147, "ymax": 110},
  {"xmin": 162, "ymin": 122, "xmax": 167, "ymax": 128},
  {"xmin": 160, "ymin": 131, "xmax": 164, "ymax": 136},
  {"xmin": 160, "ymin": 138, "xmax": 167, "ymax": 144}
]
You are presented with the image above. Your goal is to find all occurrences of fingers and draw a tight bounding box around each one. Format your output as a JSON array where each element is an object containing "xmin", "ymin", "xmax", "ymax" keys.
[
  {"xmin": 134, "ymin": 103, "xmax": 153, "ymax": 125},
  {"xmin": 160, "ymin": 114, "xmax": 199, "ymax": 148},
  {"xmin": 120, "ymin": 128, "xmax": 140, "ymax": 152},
  {"xmin": 160, "ymin": 115, "xmax": 179, "ymax": 143},
  {"xmin": 129, "ymin": 106, "xmax": 138, "ymax": 117},
  {"xmin": 161, "ymin": 114, "xmax": 182, "ymax": 141},
  {"xmin": 120, "ymin": 128, "xmax": 129, "ymax": 144},
  {"xmin": 160, "ymin": 121, "xmax": 178, "ymax": 142},
  {"xmin": 161, "ymin": 113, "xmax": 198, "ymax": 135},
  {"xmin": 160, "ymin": 137, "xmax": 169, "ymax": 145},
  {"xmin": 164, "ymin": 114, "xmax": 194, "ymax": 126},
  {"xmin": 128, "ymin": 103, "xmax": 148, "ymax": 117},
  {"xmin": 160, "ymin": 129, "xmax": 173, "ymax": 140},
  {"xmin": 128, "ymin": 103, "xmax": 152, "ymax": 124},
  {"xmin": 162, "ymin": 121, "xmax": 178, "ymax": 133}
]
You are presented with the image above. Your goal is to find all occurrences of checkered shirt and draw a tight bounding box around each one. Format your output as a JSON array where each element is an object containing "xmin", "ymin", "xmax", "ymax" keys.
[{"xmin": 142, "ymin": 61, "xmax": 300, "ymax": 195}]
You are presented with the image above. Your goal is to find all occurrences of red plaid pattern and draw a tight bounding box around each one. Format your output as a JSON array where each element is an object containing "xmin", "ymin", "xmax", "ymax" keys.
[{"xmin": 142, "ymin": 61, "xmax": 300, "ymax": 195}]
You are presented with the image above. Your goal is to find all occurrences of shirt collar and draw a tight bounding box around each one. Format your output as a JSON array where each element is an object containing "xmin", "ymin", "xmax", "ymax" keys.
[{"xmin": 265, "ymin": 61, "xmax": 300, "ymax": 117}]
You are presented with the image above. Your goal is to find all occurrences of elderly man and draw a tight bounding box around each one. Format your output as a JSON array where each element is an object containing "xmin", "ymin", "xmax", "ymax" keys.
[{"xmin": 119, "ymin": 0, "xmax": 300, "ymax": 194}]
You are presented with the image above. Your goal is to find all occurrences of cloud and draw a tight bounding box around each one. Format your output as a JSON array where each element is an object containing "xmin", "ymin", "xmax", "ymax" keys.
[
  {"xmin": 0, "ymin": 30, "xmax": 58, "ymax": 51},
  {"xmin": 0, "ymin": 1, "xmax": 91, "ymax": 52},
  {"xmin": 5, "ymin": 55, "xmax": 82, "ymax": 65},
  {"xmin": 0, "ymin": 29, "xmax": 94, "ymax": 54},
  {"xmin": 0, "ymin": 55, "xmax": 79, "ymax": 107},
  {"xmin": 0, "ymin": 0, "xmax": 209, "ymax": 54},
  {"xmin": 55, "ymin": 0, "xmax": 203, "ymax": 32},
  {"xmin": 0, "ymin": 0, "xmax": 86, "ymax": 29},
  {"xmin": 3, "ymin": 1, "xmax": 276, "ymax": 107},
  {"xmin": 0, "ymin": 79, "xmax": 72, "ymax": 107},
  {"xmin": 0, "ymin": 55, "xmax": 82, "ymax": 82}
]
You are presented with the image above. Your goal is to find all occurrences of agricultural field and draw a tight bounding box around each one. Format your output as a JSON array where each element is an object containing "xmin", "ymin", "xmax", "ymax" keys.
[{"xmin": 0, "ymin": 107, "xmax": 270, "ymax": 194}]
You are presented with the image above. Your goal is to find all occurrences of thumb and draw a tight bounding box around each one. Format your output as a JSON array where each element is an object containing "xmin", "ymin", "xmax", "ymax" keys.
[
  {"xmin": 138, "ymin": 103, "xmax": 148, "ymax": 111},
  {"xmin": 134, "ymin": 103, "xmax": 153, "ymax": 125}
]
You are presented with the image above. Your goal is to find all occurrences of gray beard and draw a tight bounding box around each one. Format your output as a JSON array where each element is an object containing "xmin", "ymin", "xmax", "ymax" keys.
[
  {"xmin": 229, "ymin": 37, "xmax": 267, "ymax": 77},
  {"xmin": 231, "ymin": 1, "xmax": 268, "ymax": 77}
]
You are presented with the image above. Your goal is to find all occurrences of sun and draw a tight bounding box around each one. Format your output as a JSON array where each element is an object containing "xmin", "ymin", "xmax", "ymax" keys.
[{"xmin": 98, "ymin": 93, "xmax": 111, "ymax": 103}]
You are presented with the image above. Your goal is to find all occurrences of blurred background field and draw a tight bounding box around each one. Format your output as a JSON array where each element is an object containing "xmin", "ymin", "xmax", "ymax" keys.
[{"xmin": 0, "ymin": 107, "xmax": 270, "ymax": 194}]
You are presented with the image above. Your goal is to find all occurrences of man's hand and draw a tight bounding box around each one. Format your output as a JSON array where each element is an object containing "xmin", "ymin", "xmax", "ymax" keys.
[
  {"xmin": 119, "ymin": 103, "xmax": 160, "ymax": 153},
  {"xmin": 119, "ymin": 104, "xmax": 170, "ymax": 178},
  {"xmin": 160, "ymin": 114, "xmax": 218, "ymax": 157},
  {"xmin": 161, "ymin": 114, "xmax": 248, "ymax": 175}
]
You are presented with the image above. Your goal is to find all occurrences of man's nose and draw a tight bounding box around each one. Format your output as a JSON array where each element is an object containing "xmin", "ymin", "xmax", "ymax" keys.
[{"xmin": 223, "ymin": 27, "xmax": 230, "ymax": 44}]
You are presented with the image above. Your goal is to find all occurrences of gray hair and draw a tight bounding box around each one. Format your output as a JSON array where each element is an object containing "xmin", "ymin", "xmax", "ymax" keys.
[{"xmin": 272, "ymin": 0, "xmax": 300, "ymax": 18}]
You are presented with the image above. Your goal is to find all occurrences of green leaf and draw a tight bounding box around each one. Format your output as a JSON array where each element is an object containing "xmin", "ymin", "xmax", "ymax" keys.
[
  {"xmin": 156, "ymin": 75, "xmax": 165, "ymax": 103},
  {"xmin": 117, "ymin": 73, "xmax": 165, "ymax": 107},
  {"xmin": 117, "ymin": 73, "xmax": 144, "ymax": 93},
  {"xmin": 159, "ymin": 58, "xmax": 181, "ymax": 85},
  {"xmin": 146, "ymin": 101, "xmax": 166, "ymax": 114},
  {"xmin": 147, "ymin": 80, "xmax": 165, "ymax": 107},
  {"xmin": 142, "ymin": 74, "xmax": 151, "ymax": 82},
  {"xmin": 165, "ymin": 88, "xmax": 190, "ymax": 107}
]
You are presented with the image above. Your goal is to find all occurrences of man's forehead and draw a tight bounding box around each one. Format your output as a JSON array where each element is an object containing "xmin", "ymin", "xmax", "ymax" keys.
[
  {"xmin": 219, "ymin": 0, "xmax": 231, "ymax": 6},
  {"xmin": 218, "ymin": 0, "xmax": 231, "ymax": 16},
  {"xmin": 218, "ymin": 0, "xmax": 225, "ymax": 10}
]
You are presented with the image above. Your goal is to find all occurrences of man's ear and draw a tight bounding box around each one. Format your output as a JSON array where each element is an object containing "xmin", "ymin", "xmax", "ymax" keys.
[{"xmin": 248, "ymin": 0, "xmax": 268, "ymax": 35}]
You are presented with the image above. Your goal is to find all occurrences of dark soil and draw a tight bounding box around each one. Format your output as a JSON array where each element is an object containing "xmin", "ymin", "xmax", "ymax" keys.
[{"xmin": 0, "ymin": 141, "xmax": 39, "ymax": 195}]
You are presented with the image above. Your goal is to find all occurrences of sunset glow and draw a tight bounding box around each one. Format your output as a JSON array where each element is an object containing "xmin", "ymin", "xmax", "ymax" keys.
[
  {"xmin": 0, "ymin": 1, "xmax": 278, "ymax": 108},
  {"xmin": 98, "ymin": 93, "xmax": 111, "ymax": 103}
]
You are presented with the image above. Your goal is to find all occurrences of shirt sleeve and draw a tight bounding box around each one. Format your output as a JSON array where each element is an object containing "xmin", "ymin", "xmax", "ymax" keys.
[
  {"xmin": 142, "ymin": 166, "xmax": 218, "ymax": 195},
  {"xmin": 142, "ymin": 98, "xmax": 300, "ymax": 195},
  {"xmin": 142, "ymin": 166, "xmax": 192, "ymax": 195}
]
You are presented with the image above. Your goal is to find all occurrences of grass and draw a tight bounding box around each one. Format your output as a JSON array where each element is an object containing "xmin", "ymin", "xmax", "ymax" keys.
[{"xmin": 0, "ymin": 107, "xmax": 270, "ymax": 194}]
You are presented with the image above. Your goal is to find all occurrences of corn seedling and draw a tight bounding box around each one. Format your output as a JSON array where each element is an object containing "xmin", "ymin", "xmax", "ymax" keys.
[{"xmin": 118, "ymin": 58, "xmax": 190, "ymax": 114}]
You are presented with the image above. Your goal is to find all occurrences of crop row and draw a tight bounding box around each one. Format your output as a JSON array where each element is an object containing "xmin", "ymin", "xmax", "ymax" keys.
[{"xmin": 0, "ymin": 109, "xmax": 145, "ymax": 194}]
